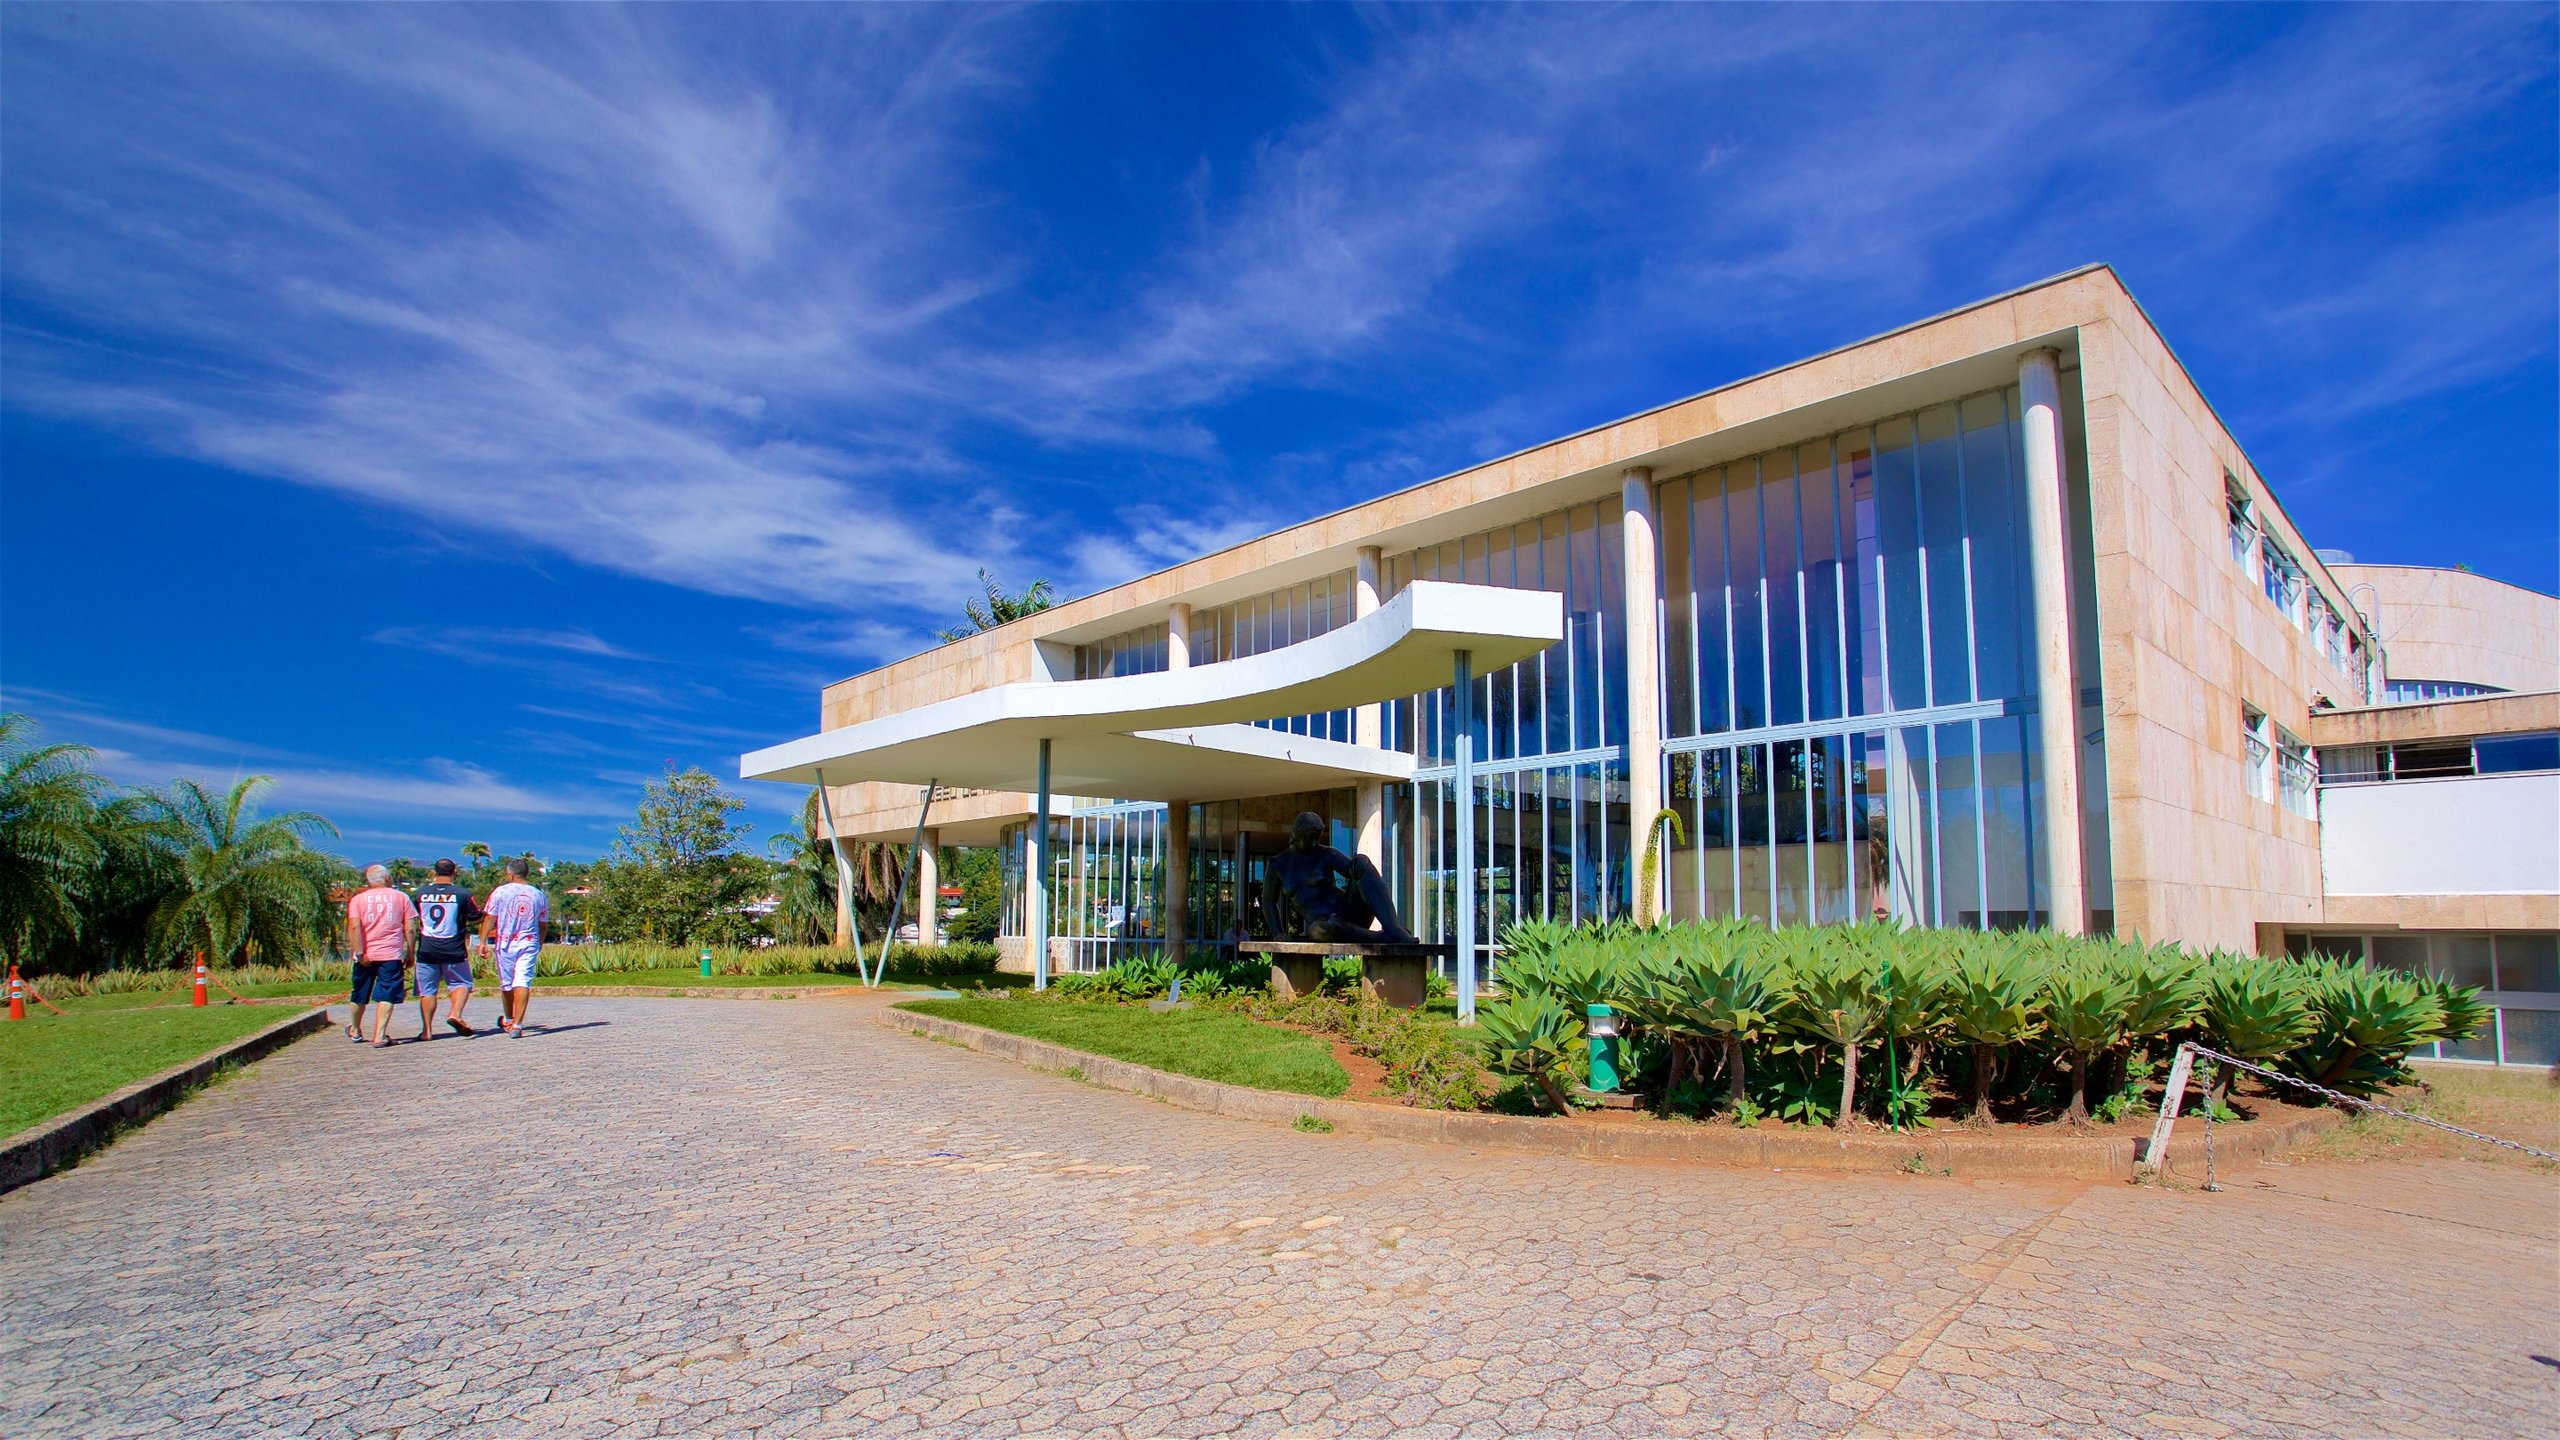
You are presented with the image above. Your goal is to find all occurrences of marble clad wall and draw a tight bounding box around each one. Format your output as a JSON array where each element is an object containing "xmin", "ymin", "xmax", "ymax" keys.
[
  {"xmin": 2330, "ymin": 564, "xmax": 2560, "ymax": 696},
  {"xmin": 2074, "ymin": 284, "xmax": 2385, "ymax": 952}
]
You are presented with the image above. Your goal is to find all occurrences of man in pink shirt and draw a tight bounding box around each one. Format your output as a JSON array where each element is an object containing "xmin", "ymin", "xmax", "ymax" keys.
[{"xmin": 345, "ymin": 864, "xmax": 418, "ymax": 1047}]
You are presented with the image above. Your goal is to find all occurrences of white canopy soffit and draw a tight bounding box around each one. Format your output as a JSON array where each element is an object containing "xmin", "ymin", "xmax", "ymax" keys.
[{"xmin": 739, "ymin": 580, "xmax": 1563, "ymax": 802}]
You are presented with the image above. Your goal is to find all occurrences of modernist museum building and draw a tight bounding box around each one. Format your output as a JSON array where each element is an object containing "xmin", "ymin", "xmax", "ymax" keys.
[{"xmin": 744, "ymin": 266, "xmax": 2560, "ymax": 1066}]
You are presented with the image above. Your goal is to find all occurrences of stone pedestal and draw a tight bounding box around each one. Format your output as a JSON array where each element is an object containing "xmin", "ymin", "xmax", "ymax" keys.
[
  {"xmin": 1267, "ymin": 954, "xmax": 1326, "ymax": 1000},
  {"xmin": 1358, "ymin": 954, "xmax": 1427, "ymax": 1010}
]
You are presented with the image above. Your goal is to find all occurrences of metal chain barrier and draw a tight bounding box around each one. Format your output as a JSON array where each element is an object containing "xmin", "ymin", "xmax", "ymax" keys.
[{"xmin": 2166, "ymin": 1042, "xmax": 2559, "ymax": 1175}]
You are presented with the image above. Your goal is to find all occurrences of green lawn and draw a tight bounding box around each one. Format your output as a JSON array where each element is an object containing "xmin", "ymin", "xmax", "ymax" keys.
[
  {"xmin": 60, "ymin": 981, "xmax": 342, "ymax": 1012},
  {"xmin": 0, "ymin": 1004, "xmax": 290, "ymax": 1135},
  {"xmin": 540, "ymin": 968, "xmax": 1026, "ymax": 991},
  {"xmin": 901, "ymin": 998, "xmax": 1349, "ymax": 1097}
]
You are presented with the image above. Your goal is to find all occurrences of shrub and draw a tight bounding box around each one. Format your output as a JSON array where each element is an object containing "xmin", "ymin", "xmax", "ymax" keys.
[{"xmin": 1478, "ymin": 989, "xmax": 1580, "ymax": 1113}]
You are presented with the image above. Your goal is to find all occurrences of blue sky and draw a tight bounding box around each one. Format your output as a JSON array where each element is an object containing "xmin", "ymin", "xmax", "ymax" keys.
[{"xmin": 3, "ymin": 3, "xmax": 2554, "ymax": 862}]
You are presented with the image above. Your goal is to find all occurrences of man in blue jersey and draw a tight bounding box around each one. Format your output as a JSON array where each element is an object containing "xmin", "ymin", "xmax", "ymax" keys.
[{"xmin": 412, "ymin": 859, "xmax": 483, "ymax": 1040}]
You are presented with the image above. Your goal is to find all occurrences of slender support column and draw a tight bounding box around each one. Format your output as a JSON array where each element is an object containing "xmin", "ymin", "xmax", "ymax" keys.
[
  {"xmin": 1029, "ymin": 739, "xmax": 1053, "ymax": 988},
  {"xmin": 1454, "ymin": 649, "xmax": 1477, "ymax": 1024},
  {"xmin": 1619, "ymin": 467, "xmax": 1664, "ymax": 920},
  {"xmin": 1352, "ymin": 546, "xmax": 1386, "ymax": 867},
  {"xmin": 2019, "ymin": 348, "xmax": 2088, "ymax": 934},
  {"xmin": 811, "ymin": 767, "xmax": 870, "ymax": 983},
  {"xmin": 914, "ymin": 828, "xmax": 941, "ymax": 948},
  {"xmin": 1162, "ymin": 801, "xmax": 1190, "ymax": 961},
  {"xmin": 1167, "ymin": 602, "xmax": 1192, "ymax": 670},
  {"xmin": 882, "ymin": 781, "xmax": 938, "ymax": 964}
]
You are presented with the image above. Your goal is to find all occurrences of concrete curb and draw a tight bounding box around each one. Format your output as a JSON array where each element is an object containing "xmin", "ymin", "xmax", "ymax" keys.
[
  {"xmin": 0, "ymin": 1006, "xmax": 328, "ymax": 1195},
  {"xmin": 880, "ymin": 1005, "xmax": 2341, "ymax": 1182}
]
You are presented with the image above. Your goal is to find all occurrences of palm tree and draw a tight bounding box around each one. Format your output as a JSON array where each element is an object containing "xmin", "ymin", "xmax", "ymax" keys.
[
  {"xmin": 767, "ymin": 790, "xmax": 840, "ymax": 947},
  {"xmin": 0, "ymin": 714, "xmax": 103, "ymax": 966},
  {"xmin": 149, "ymin": 777, "xmax": 342, "ymax": 966},
  {"xmin": 937, "ymin": 569, "xmax": 1056, "ymax": 642},
  {"xmin": 770, "ymin": 787, "xmax": 911, "ymax": 946}
]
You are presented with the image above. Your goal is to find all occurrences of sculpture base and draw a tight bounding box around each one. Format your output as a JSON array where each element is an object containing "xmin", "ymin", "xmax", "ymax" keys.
[{"xmin": 1257, "ymin": 941, "xmax": 1453, "ymax": 1010}]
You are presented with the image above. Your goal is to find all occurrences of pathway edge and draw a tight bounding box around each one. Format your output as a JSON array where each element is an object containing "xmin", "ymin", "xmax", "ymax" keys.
[{"xmin": 0, "ymin": 1007, "xmax": 327, "ymax": 1195}]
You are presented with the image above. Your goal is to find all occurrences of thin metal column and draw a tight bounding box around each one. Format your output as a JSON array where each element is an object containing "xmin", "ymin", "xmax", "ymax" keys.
[
  {"xmin": 811, "ymin": 767, "xmax": 873, "ymax": 986},
  {"xmin": 1454, "ymin": 650, "xmax": 1477, "ymax": 1023},
  {"xmin": 881, "ymin": 780, "xmax": 938, "ymax": 965},
  {"xmin": 1030, "ymin": 739, "xmax": 1053, "ymax": 990}
]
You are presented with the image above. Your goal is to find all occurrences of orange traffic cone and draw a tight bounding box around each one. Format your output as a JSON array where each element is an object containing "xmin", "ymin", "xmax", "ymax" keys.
[
  {"xmin": 193, "ymin": 952, "xmax": 209, "ymax": 1007},
  {"xmin": 7, "ymin": 964, "xmax": 23, "ymax": 1021}
]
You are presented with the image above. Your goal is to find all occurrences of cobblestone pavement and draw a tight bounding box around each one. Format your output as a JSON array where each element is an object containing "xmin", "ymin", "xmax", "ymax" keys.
[{"xmin": 4, "ymin": 994, "xmax": 2553, "ymax": 1439}]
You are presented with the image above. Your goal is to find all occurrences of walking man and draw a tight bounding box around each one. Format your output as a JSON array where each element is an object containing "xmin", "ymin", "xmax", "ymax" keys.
[
  {"xmin": 482, "ymin": 856, "xmax": 549, "ymax": 1037},
  {"xmin": 413, "ymin": 859, "xmax": 483, "ymax": 1039},
  {"xmin": 345, "ymin": 864, "xmax": 416, "ymax": 1048}
]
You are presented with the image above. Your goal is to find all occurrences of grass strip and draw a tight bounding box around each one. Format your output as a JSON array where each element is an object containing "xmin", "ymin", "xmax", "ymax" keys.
[
  {"xmin": 902, "ymin": 998, "xmax": 1349, "ymax": 1098},
  {"xmin": 0, "ymin": 1005, "xmax": 288, "ymax": 1135},
  {"xmin": 541, "ymin": 968, "xmax": 1027, "ymax": 991}
]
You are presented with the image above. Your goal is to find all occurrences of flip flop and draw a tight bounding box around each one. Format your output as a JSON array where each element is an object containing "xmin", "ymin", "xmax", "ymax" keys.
[{"xmin": 447, "ymin": 1018, "xmax": 476, "ymax": 1036}]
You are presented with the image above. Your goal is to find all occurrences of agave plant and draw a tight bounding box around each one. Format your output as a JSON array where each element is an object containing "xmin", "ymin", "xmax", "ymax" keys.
[
  {"xmin": 2197, "ymin": 953, "xmax": 2317, "ymax": 1109},
  {"xmin": 2291, "ymin": 960, "xmax": 2444, "ymax": 1095},
  {"xmin": 1781, "ymin": 940, "xmax": 1887, "ymax": 1130},
  {"xmin": 2040, "ymin": 957, "xmax": 2133, "ymax": 1125},
  {"xmin": 2424, "ymin": 976, "xmax": 2494, "ymax": 1051},
  {"xmin": 1632, "ymin": 921, "xmax": 1774, "ymax": 1110},
  {"xmin": 1478, "ymin": 989, "xmax": 1581, "ymax": 1113},
  {"xmin": 1944, "ymin": 937, "xmax": 2044, "ymax": 1125},
  {"xmin": 2100, "ymin": 940, "xmax": 2205, "ymax": 1101},
  {"xmin": 1494, "ymin": 917, "xmax": 1574, "ymax": 996}
]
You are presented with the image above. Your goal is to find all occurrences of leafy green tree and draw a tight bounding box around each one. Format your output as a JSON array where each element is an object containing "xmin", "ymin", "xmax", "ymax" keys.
[
  {"xmin": 589, "ymin": 765, "xmax": 760, "ymax": 944},
  {"xmin": 937, "ymin": 569, "xmax": 1056, "ymax": 643},
  {"xmin": 149, "ymin": 777, "xmax": 343, "ymax": 966},
  {"xmin": 0, "ymin": 714, "xmax": 103, "ymax": 967},
  {"xmin": 943, "ymin": 847, "xmax": 1003, "ymax": 944}
]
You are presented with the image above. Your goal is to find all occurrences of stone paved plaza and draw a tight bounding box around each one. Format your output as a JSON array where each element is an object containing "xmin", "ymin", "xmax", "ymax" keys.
[{"xmin": 3, "ymin": 993, "xmax": 2552, "ymax": 1439}]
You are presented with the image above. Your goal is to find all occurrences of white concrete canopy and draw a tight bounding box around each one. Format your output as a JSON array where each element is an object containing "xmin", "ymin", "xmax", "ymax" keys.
[{"xmin": 740, "ymin": 580, "xmax": 1562, "ymax": 801}]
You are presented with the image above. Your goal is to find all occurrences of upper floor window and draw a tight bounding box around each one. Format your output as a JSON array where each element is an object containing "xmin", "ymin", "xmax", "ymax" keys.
[
  {"xmin": 2243, "ymin": 705, "xmax": 2274, "ymax": 803},
  {"xmin": 2276, "ymin": 727, "xmax": 2317, "ymax": 818},
  {"xmin": 2225, "ymin": 476, "xmax": 2258, "ymax": 573},
  {"xmin": 2261, "ymin": 538, "xmax": 2305, "ymax": 623},
  {"xmin": 2320, "ymin": 731, "xmax": 2559, "ymax": 784},
  {"xmin": 2384, "ymin": 678, "xmax": 2506, "ymax": 704}
]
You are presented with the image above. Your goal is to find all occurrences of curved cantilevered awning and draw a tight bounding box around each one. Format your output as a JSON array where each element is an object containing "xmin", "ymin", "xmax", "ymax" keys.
[{"xmin": 738, "ymin": 580, "xmax": 1562, "ymax": 802}]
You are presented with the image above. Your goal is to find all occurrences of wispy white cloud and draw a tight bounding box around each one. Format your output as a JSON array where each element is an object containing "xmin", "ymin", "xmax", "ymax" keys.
[{"xmin": 371, "ymin": 625, "xmax": 652, "ymax": 663}]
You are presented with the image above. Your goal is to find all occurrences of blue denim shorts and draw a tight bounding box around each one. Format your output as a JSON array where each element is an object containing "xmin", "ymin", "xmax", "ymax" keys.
[
  {"xmin": 415, "ymin": 959, "xmax": 473, "ymax": 997},
  {"xmin": 350, "ymin": 960, "xmax": 406, "ymax": 1007}
]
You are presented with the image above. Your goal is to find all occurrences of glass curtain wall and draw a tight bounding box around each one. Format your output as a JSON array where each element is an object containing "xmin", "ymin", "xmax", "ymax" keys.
[
  {"xmin": 1070, "ymin": 573, "xmax": 1359, "ymax": 741},
  {"xmin": 1659, "ymin": 389, "xmax": 2052, "ymax": 930},
  {"xmin": 1380, "ymin": 499, "xmax": 1630, "ymax": 970}
]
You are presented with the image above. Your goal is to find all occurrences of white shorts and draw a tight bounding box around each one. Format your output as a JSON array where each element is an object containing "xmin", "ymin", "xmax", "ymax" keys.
[{"xmin": 496, "ymin": 945, "xmax": 540, "ymax": 990}]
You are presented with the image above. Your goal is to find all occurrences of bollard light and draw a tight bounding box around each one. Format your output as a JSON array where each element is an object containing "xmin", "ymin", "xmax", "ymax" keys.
[
  {"xmin": 700, "ymin": 947, "xmax": 714, "ymax": 978},
  {"xmin": 1586, "ymin": 1002, "xmax": 1622, "ymax": 1094}
]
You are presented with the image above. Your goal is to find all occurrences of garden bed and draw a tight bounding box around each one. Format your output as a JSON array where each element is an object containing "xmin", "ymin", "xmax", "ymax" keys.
[{"xmin": 880, "ymin": 1001, "xmax": 2342, "ymax": 1180}]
